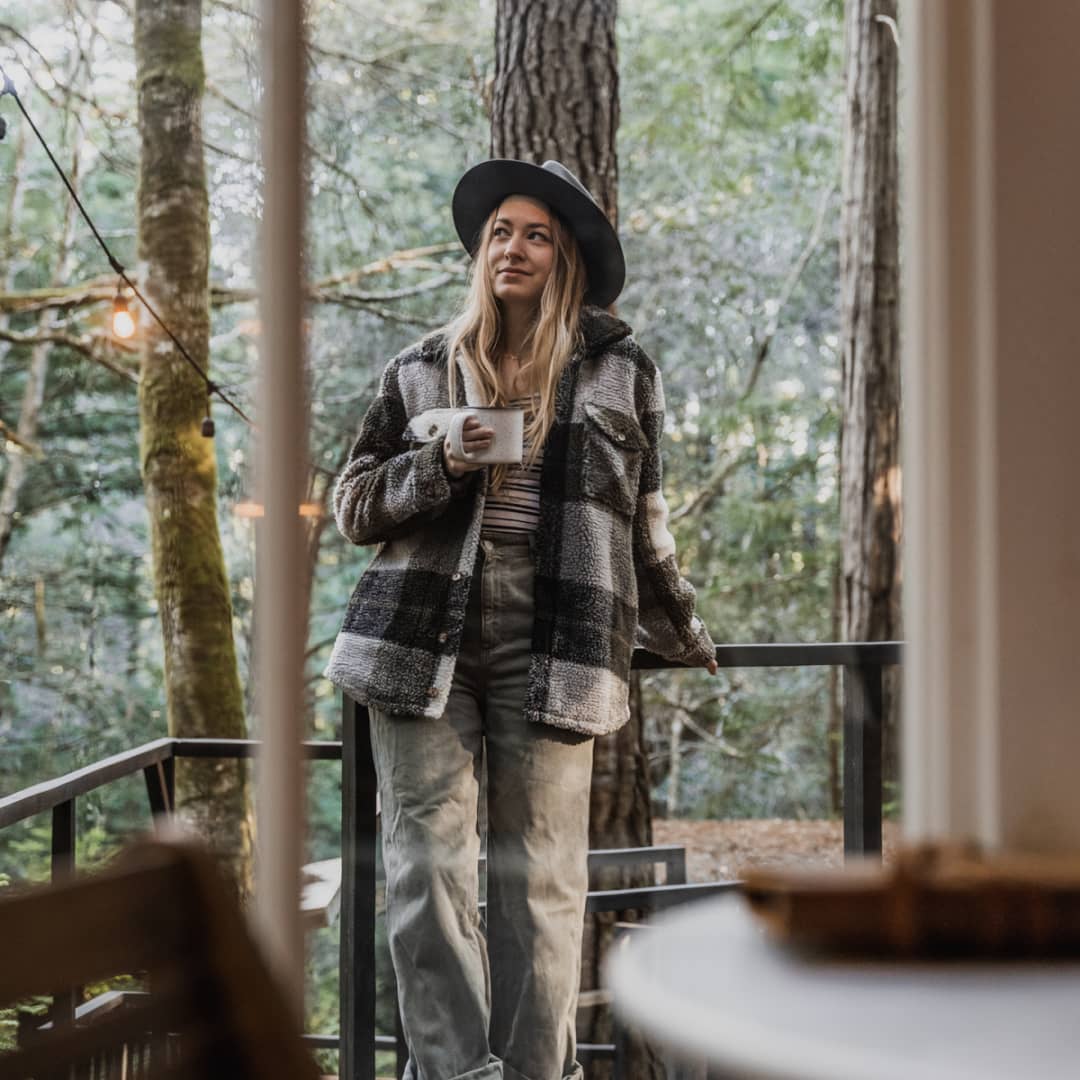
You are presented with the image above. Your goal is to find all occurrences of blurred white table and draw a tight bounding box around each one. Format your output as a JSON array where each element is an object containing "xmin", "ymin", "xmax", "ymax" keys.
[{"xmin": 605, "ymin": 893, "xmax": 1080, "ymax": 1080}]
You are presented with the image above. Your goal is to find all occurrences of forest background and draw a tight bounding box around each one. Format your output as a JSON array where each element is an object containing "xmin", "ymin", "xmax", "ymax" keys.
[{"xmin": 0, "ymin": 0, "xmax": 864, "ymax": 1046}]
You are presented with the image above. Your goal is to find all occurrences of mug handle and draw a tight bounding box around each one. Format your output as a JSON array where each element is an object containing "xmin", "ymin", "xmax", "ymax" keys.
[{"xmin": 447, "ymin": 411, "xmax": 478, "ymax": 460}]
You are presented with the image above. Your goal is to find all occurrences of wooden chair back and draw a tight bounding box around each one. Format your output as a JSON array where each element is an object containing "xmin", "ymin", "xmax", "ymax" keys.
[{"xmin": 0, "ymin": 836, "xmax": 319, "ymax": 1080}]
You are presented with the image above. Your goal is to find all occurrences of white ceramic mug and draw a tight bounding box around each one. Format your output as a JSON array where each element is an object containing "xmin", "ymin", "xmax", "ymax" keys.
[{"xmin": 447, "ymin": 407, "xmax": 524, "ymax": 465}]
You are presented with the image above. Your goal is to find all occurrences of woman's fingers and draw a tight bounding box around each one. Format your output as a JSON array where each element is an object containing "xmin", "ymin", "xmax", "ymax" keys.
[
  {"xmin": 464, "ymin": 426, "xmax": 494, "ymax": 447},
  {"xmin": 443, "ymin": 420, "xmax": 495, "ymax": 477},
  {"xmin": 460, "ymin": 418, "xmax": 494, "ymax": 449}
]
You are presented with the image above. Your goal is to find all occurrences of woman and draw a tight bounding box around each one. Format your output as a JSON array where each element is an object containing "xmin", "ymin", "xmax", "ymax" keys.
[{"xmin": 325, "ymin": 159, "xmax": 717, "ymax": 1080}]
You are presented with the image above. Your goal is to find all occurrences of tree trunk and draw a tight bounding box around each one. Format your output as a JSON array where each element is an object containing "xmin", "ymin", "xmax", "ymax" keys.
[
  {"xmin": 0, "ymin": 141, "xmax": 78, "ymax": 568},
  {"xmin": 839, "ymin": 0, "xmax": 902, "ymax": 797},
  {"xmin": 0, "ymin": 122, "xmax": 27, "ymax": 379},
  {"xmin": 491, "ymin": 0, "xmax": 620, "ymax": 223},
  {"xmin": 666, "ymin": 715, "xmax": 682, "ymax": 817},
  {"xmin": 491, "ymin": 4, "xmax": 661, "ymax": 1076},
  {"xmin": 134, "ymin": 0, "xmax": 253, "ymax": 899}
]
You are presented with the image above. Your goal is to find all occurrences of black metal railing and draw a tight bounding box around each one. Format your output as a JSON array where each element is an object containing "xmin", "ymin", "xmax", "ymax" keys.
[{"xmin": 0, "ymin": 640, "xmax": 902, "ymax": 1080}]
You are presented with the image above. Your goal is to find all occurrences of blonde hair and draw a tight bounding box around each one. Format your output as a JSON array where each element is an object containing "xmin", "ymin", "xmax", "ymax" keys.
[{"xmin": 438, "ymin": 198, "xmax": 590, "ymax": 491}]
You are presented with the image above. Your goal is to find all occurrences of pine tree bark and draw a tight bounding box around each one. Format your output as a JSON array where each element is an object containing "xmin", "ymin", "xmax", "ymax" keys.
[
  {"xmin": 134, "ymin": 0, "xmax": 253, "ymax": 898},
  {"xmin": 491, "ymin": 0, "xmax": 620, "ymax": 217},
  {"xmin": 492, "ymin": 3, "xmax": 660, "ymax": 1076},
  {"xmin": 839, "ymin": 0, "xmax": 902, "ymax": 787}
]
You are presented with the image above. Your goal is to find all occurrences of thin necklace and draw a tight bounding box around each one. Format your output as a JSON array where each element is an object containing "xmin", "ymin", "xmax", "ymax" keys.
[{"xmin": 501, "ymin": 349, "xmax": 529, "ymax": 397}]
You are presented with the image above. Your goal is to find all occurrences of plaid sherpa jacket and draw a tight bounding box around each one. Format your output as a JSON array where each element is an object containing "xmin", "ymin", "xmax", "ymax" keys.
[{"xmin": 324, "ymin": 304, "xmax": 716, "ymax": 737}]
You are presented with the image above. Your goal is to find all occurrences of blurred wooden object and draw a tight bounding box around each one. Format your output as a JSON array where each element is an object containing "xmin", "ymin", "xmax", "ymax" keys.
[
  {"xmin": 0, "ymin": 836, "xmax": 320, "ymax": 1079},
  {"xmin": 743, "ymin": 842, "xmax": 1080, "ymax": 957},
  {"xmin": 301, "ymin": 858, "xmax": 343, "ymax": 931}
]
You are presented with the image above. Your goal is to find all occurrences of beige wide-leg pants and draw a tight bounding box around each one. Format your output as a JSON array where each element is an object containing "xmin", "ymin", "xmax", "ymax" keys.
[{"xmin": 370, "ymin": 532, "xmax": 594, "ymax": 1080}]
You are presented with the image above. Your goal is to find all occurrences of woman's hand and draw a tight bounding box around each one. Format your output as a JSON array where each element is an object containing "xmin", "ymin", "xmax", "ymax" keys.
[
  {"xmin": 443, "ymin": 416, "xmax": 495, "ymax": 478},
  {"xmin": 705, "ymin": 658, "xmax": 718, "ymax": 675}
]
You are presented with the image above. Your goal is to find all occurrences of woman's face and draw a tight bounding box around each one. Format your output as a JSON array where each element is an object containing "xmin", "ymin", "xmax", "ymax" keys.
[{"xmin": 487, "ymin": 195, "xmax": 555, "ymax": 311}]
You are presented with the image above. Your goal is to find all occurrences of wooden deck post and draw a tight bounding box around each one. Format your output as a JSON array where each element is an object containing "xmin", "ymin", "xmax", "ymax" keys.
[
  {"xmin": 843, "ymin": 663, "xmax": 884, "ymax": 857},
  {"xmin": 254, "ymin": 0, "xmax": 309, "ymax": 1010}
]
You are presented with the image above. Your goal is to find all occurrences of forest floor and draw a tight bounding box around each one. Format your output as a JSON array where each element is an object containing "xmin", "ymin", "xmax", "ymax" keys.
[{"xmin": 652, "ymin": 818, "xmax": 901, "ymax": 881}]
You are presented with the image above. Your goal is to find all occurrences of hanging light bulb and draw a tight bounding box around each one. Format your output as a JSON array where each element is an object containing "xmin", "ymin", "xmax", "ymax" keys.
[{"xmin": 112, "ymin": 286, "xmax": 135, "ymax": 339}]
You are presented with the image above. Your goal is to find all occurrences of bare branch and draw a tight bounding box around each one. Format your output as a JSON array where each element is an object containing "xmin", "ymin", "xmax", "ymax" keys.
[
  {"xmin": 0, "ymin": 244, "xmax": 466, "ymax": 316},
  {"xmin": 0, "ymin": 22, "xmax": 130, "ymax": 123},
  {"xmin": 0, "ymin": 419, "xmax": 43, "ymax": 457},
  {"xmin": 317, "ymin": 243, "xmax": 465, "ymax": 288},
  {"xmin": 336, "ymin": 303, "xmax": 444, "ymax": 329},
  {"xmin": 206, "ymin": 0, "xmax": 256, "ymax": 18},
  {"xmin": 670, "ymin": 449, "xmax": 755, "ymax": 523},
  {"xmin": 309, "ymin": 40, "xmax": 474, "ymax": 88},
  {"xmin": 205, "ymin": 79, "xmax": 381, "ymax": 217},
  {"xmin": 740, "ymin": 182, "xmax": 836, "ymax": 402},
  {"xmin": 204, "ymin": 139, "xmax": 256, "ymax": 166},
  {"xmin": 0, "ymin": 278, "xmax": 116, "ymax": 315},
  {"xmin": 717, "ymin": 0, "xmax": 786, "ymax": 68},
  {"xmin": 325, "ymin": 273, "xmax": 457, "ymax": 304},
  {"xmin": 647, "ymin": 684, "xmax": 744, "ymax": 759},
  {"xmin": 0, "ymin": 327, "xmax": 139, "ymax": 383}
]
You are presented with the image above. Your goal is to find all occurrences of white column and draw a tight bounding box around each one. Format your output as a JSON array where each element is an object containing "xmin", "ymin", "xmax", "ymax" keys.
[
  {"xmin": 255, "ymin": 0, "xmax": 308, "ymax": 1006},
  {"xmin": 902, "ymin": 0, "xmax": 1080, "ymax": 853}
]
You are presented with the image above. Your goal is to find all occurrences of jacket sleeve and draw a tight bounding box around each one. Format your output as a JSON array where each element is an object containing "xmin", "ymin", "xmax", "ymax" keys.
[
  {"xmin": 333, "ymin": 352, "xmax": 478, "ymax": 546},
  {"xmin": 630, "ymin": 347, "xmax": 717, "ymax": 666}
]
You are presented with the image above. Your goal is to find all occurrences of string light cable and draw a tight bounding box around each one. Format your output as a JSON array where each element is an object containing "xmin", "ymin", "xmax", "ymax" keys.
[{"xmin": 0, "ymin": 64, "xmax": 255, "ymax": 433}]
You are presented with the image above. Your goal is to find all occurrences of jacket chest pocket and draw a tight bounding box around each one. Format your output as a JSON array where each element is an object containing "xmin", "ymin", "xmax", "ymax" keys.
[{"xmin": 581, "ymin": 402, "xmax": 648, "ymax": 518}]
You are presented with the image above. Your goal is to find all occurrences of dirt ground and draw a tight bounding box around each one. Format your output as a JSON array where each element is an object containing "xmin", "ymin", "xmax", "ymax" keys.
[{"xmin": 652, "ymin": 818, "xmax": 900, "ymax": 881}]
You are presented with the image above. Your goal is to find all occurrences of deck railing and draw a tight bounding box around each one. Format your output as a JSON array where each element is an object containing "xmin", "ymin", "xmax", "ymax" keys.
[{"xmin": 0, "ymin": 640, "xmax": 902, "ymax": 1080}]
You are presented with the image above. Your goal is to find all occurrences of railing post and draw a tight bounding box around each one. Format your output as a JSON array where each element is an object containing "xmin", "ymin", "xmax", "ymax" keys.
[
  {"xmin": 51, "ymin": 798, "xmax": 78, "ymax": 1027},
  {"xmin": 143, "ymin": 757, "xmax": 174, "ymax": 821},
  {"xmin": 666, "ymin": 848, "xmax": 687, "ymax": 887},
  {"xmin": 843, "ymin": 662, "xmax": 884, "ymax": 858},
  {"xmin": 163, "ymin": 753, "xmax": 175, "ymax": 815},
  {"xmin": 341, "ymin": 693, "xmax": 377, "ymax": 1080}
]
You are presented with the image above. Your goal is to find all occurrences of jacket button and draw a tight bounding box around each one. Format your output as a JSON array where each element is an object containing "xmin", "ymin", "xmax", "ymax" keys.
[
  {"xmin": 428, "ymin": 424, "xmax": 438, "ymax": 436},
  {"xmin": 452, "ymin": 571, "xmax": 462, "ymax": 581},
  {"xmin": 427, "ymin": 687, "xmax": 438, "ymax": 698},
  {"xmin": 438, "ymin": 631, "xmax": 448, "ymax": 643},
  {"xmin": 615, "ymin": 432, "xmax": 626, "ymax": 442}
]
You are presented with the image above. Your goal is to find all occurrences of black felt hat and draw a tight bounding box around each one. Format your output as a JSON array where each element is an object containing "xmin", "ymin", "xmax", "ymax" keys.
[{"xmin": 451, "ymin": 158, "xmax": 626, "ymax": 309}]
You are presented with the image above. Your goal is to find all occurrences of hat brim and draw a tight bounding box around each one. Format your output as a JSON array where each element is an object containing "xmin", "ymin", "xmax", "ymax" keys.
[{"xmin": 452, "ymin": 159, "xmax": 626, "ymax": 309}]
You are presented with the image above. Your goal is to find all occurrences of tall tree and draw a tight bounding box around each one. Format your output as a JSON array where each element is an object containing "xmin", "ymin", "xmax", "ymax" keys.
[
  {"xmin": 0, "ymin": 122, "xmax": 28, "ymax": 381},
  {"xmin": 134, "ymin": 0, "xmax": 252, "ymax": 896},
  {"xmin": 491, "ymin": 2, "xmax": 658, "ymax": 1075},
  {"xmin": 0, "ymin": 136, "xmax": 71, "ymax": 567},
  {"xmin": 839, "ymin": 0, "xmax": 901, "ymax": 785}
]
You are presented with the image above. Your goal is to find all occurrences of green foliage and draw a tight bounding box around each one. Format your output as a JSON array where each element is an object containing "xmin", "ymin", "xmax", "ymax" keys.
[{"xmin": 618, "ymin": 0, "xmax": 845, "ymax": 817}]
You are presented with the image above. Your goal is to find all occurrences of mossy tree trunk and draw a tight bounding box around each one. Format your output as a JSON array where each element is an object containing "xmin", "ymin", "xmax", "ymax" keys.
[
  {"xmin": 492, "ymin": 3, "xmax": 660, "ymax": 1076},
  {"xmin": 134, "ymin": 0, "xmax": 253, "ymax": 899}
]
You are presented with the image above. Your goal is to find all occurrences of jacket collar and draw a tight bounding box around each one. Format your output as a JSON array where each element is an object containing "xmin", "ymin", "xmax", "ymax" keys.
[{"xmin": 578, "ymin": 304, "xmax": 633, "ymax": 354}]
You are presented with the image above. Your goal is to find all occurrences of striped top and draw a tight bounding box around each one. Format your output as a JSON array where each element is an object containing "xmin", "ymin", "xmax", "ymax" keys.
[{"xmin": 480, "ymin": 393, "xmax": 543, "ymax": 536}]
